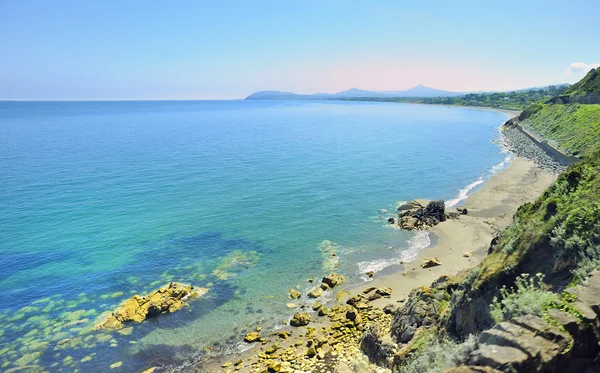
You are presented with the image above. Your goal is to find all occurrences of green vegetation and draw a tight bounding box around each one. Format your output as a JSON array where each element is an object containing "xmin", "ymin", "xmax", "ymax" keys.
[
  {"xmin": 339, "ymin": 85, "xmax": 568, "ymax": 110},
  {"xmin": 400, "ymin": 335, "xmax": 478, "ymax": 373},
  {"xmin": 396, "ymin": 71, "xmax": 600, "ymax": 371},
  {"xmin": 564, "ymin": 68, "xmax": 600, "ymax": 96},
  {"xmin": 519, "ymin": 103, "xmax": 600, "ymax": 157},
  {"xmin": 478, "ymin": 152, "xmax": 600, "ymax": 286},
  {"xmin": 490, "ymin": 273, "xmax": 557, "ymax": 323}
]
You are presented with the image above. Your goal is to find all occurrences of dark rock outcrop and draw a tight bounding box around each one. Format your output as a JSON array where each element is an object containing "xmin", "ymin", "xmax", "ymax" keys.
[
  {"xmin": 360, "ymin": 323, "xmax": 397, "ymax": 367},
  {"xmin": 397, "ymin": 200, "xmax": 447, "ymax": 230},
  {"xmin": 453, "ymin": 271, "xmax": 600, "ymax": 372},
  {"xmin": 390, "ymin": 286, "xmax": 448, "ymax": 343}
]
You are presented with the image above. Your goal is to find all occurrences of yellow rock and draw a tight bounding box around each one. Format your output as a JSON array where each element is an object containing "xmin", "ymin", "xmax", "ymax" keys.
[
  {"xmin": 95, "ymin": 283, "xmax": 208, "ymax": 330},
  {"xmin": 110, "ymin": 361, "xmax": 122, "ymax": 369}
]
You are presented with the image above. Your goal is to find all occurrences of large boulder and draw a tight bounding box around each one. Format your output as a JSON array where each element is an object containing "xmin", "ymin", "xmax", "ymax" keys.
[
  {"xmin": 289, "ymin": 288, "xmax": 301, "ymax": 299},
  {"xmin": 421, "ymin": 257, "xmax": 441, "ymax": 268},
  {"xmin": 244, "ymin": 331, "xmax": 262, "ymax": 343},
  {"xmin": 321, "ymin": 273, "xmax": 345, "ymax": 289},
  {"xmin": 397, "ymin": 200, "xmax": 447, "ymax": 230},
  {"xmin": 308, "ymin": 287, "xmax": 324, "ymax": 299},
  {"xmin": 290, "ymin": 312, "xmax": 311, "ymax": 327},
  {"xmin": 95, "ymin": 283, "xmax": 208, "ymax": 330}
]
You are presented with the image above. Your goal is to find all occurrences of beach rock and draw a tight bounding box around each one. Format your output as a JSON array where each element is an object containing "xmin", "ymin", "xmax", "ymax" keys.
[
  {"xmin": 425, "ymin": 200, "xmax": 446, "ymax": 223},
  {"xmin": 421, "ymin": 257, "xmax": 441, "ymax": 268},
  {"xmin": 365, "ymin": 271, "xmax": 374, "ymax": 278},
  {"xmin": 321, "ymin": 273, "xmax": 345, "ymax": 288},
  {"xmin": 462, "ymin": 252, "xmax": 473, "ymax": 258},
  {"xmin": 288, "ymin": 288, "xmax": 301, "ymax": 299},
  {"xmin": 95, "ymin": 283, "xmax": 207, "ymax": 330},
  {"xmin": 387, "ymin": 217, "xmax": 395, "ymax": 224},
  {"xmin": 375, "ymin": 287, "xmax": 392, "ymax": 297},
  {"xmin": 448, "ymin": 212, "xmax": 460, "ymax": 219},
  {"xmin": 368, "ymin": 292, "xmax": 382, "ymax": 301},
  {"xmin": 397, "ymin": 200, "xmax": 447, "ymax": 230},
  {"xmin": 308, "ymin": 287, "xmax": 324, "ymax": 299},
  {"xmin": 244, "ymin": 331, "xmax": 262, "ymax": 343},
  {"xmin": 458, "ymin": 208, "xmax": 468, "ymax": 215},
  {"xmin": 400, "ymin": 216, "xmax": 419, "ymax": 230},
  {"xmin": 311, "ymin": 302, "xmax": 322, "ymax": 311},
  {"xmin": 290, "ymin": 312, "xmax": 311, "ymax": 327}
]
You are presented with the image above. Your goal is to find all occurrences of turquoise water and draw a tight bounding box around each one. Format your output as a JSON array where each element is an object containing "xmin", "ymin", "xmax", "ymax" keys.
[{"xmin": 0, "ymin": 100, "xmax": 508, "ymax": 372}]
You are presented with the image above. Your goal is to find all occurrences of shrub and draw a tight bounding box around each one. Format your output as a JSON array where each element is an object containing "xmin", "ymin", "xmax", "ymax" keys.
[
  {"xmin": 490, "ymin": 273, "xmax": 558, "ymax": 323},
  {"xmin": 399, "ymin": 335, "xmax": 478, "ymax": 373}
]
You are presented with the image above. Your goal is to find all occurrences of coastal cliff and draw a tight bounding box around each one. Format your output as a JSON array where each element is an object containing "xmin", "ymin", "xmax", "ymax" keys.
[{"xmin": 360, "ymin": 72, "xmax": 600, "ymax": 372}]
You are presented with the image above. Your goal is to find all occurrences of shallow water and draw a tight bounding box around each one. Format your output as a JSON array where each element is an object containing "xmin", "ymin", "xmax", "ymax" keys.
[{"xmin": 0, "ymin": 100, "xmax": 508, "ymax": 372}]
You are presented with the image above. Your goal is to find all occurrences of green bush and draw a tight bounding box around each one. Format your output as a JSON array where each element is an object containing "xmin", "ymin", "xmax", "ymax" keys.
[
  {"xmin": 490, "ymin": 273, "xmax": 558, "ymax": 323},
  {"xmin": 399, "ymin": 335, "xmax": 478, "ymax": 373}
]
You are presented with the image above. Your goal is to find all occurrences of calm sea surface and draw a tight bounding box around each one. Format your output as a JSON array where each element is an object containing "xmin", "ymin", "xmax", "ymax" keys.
[{"xmin": 0, "ymin": 100, "xmax": 509, "ymax": 371}]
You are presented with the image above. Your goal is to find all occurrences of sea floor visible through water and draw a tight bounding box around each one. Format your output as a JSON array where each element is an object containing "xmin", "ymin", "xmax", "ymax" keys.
[{"xmin": 0, "ymin": 100, "xmax": 510, "ymax": 372}]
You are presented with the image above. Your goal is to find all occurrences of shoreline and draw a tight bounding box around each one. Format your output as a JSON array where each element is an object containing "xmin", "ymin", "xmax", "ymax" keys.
[
  {"xmin": 184, "ymin": 105, "xmax": 559, "ymax": 372},
  {"xmin": 196, "ymin": 155, "xmax": 558, "ymax": 372},
  {"xmin": 353, "ymin": 156, "xmax": 557, "ymax": 307}
]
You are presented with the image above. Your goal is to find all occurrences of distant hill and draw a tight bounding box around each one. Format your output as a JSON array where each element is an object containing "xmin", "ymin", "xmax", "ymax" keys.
[{"xmin": 245, "ymin": 85, "xmax": 464, "ymax": 100}]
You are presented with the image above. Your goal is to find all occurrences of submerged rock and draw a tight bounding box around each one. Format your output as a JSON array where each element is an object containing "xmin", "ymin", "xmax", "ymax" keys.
[
  {"xmin": 288, "ymin": 288, "xmax": 301, "ymax": 299},
  {"xmin": 308, "ymin": 287, "xmax": 323, "ymax": 299},
  {"xmin": 95, "ymin": 283, "xmax": 208, "ymax": 330}
]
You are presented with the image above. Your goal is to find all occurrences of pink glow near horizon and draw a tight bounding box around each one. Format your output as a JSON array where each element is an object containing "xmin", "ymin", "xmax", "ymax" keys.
[{"xmin": 251, "ymin": 59, "xmax": 578, "ymax": 96}]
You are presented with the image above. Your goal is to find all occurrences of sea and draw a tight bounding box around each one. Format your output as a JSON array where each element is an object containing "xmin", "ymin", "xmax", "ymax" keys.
[{"xmin": 0, "ymin": 100, "xmax": 510, "ymax": 372}]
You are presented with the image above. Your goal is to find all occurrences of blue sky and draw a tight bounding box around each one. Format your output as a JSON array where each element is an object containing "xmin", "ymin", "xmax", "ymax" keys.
[{"xmin": 0, "ymin": 0, "xmax": 599, "ymax": 100}]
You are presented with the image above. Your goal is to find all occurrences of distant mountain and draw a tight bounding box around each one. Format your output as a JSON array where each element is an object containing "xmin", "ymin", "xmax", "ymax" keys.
[{"xmin": 245, "ymin": 85, "xmax": 464, "ymax": 100}]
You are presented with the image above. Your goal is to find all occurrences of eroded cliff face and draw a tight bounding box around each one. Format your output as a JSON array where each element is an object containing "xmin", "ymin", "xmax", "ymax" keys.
[{"xmin": 449, "ymin": 270, "xmax": 600, "ymax": 372}]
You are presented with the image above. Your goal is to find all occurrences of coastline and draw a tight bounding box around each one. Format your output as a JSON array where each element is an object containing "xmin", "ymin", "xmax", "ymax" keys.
[
  {"xmin": 196, "ymin": 156, "xmax": 558, "ymax": 372},
  {"xmin": 183, "ymin": 105, "xmax": 560, "ymax": 372},
  {"xmin": 354, "ymin": 156, "xmax": 557, "ymax": 308}
]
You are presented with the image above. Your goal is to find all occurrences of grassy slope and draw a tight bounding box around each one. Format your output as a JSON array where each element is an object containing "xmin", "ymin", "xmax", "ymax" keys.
[
  {"xmin": 395, "ymin": 72, "xmax": 600, "ymax": 370},
  {"xmin": 478, "ymin": 152, "xmax": 600, "ymax": 287},
  {"xmin": 564, "ymin": 68, "xmax": 600, "ymax": 96},
  {"xmin": 517, "ymin": 68, "xmax": 600, "ymax": 157},
  {"xmin": 520, "ymin": 102, "xmax": 600, "ymax": 157}
]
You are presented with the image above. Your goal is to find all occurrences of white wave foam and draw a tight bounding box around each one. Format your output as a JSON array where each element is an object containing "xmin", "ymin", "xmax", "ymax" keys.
[
  {"xmin": 445, "ymin": 178, "xmax": 485, "ymax": 207},
  {"xmin": 356, "ymin": 230, "xmax": 431, "ymax": 275},
  {"xmin": 399, "ymin": 230, "xmax": 431, "ymax": 262},
  {"xmin": 446, "ymin": 139, "xmax": 514, "ymax": 208}
]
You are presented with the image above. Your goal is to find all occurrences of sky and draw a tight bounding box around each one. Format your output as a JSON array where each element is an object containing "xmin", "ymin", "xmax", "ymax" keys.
[{"xmin": 0, "ymin": 0, "xmax": 599, "ymax": 100}]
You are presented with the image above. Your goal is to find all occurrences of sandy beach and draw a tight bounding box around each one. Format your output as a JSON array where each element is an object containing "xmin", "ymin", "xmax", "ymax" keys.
[
  {"xmin": 360, "ymin": 156, "xmax": 557, "ymax": 308},
  {"xmin": 198, "ymin": 155, "xmax": 558, "ymax": 372}
]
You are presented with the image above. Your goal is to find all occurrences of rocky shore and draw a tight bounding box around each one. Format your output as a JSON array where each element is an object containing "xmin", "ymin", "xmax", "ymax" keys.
[
  {"xmin": 162, "ymin": 109, "xmax": 579, "ymax": 373},
  {"xmin": 172, "ymin": 158, "xmax": 558, "ymax": 372},
  {"xmin": 501, "ymin": 126, "xmax": 566, "ymax": 173}
]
